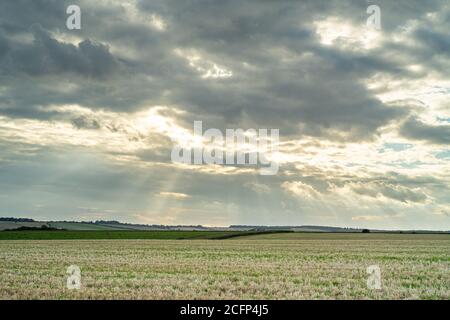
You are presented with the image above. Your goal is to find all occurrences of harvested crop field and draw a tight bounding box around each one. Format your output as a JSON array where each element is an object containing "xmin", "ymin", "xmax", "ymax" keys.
[{"xmin": 0, "ymin": 233, "xmax": 449, "ymax": 299}]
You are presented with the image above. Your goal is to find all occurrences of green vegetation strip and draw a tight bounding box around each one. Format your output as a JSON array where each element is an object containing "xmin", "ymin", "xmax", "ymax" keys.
[
  {"xmin": 0, "ymin": 230, "xmax": 241, "ymax": 240},
  {"xmin": 0, "ymin": 230, "xmax": 249, "ymax": 240},
  {"xmin": 0, "ymin": 230, "xmax": 448, "ymax": 241}
]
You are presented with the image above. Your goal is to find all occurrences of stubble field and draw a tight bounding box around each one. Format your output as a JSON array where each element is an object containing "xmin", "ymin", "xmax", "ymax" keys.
[{"xmin": 0, "ymin": 233, "xmax": 448, "ymax": 299}]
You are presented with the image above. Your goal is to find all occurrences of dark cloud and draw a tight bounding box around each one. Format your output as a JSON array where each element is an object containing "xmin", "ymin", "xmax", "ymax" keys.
[
  {"xmin": 351, "ymin": 182, "xmax": 428, "ymax": 203},
  {"xmin": 400, "ymin": 117, "xmax": 450, "ymax": 145},
  {"xmin": 0, "ymin": 0, "xmax": 430, "ymax": 140},
  {"xmin": 0, "ymin": 24, "xmax": 119, "ymax": 78},
  {"xmin": 71, "ymin": 115, "xmax": 101, "ymax": 130},
  {"xmin": 414, "ymin": 28, "xmax": 450, "ymax": 56},
  {"xmin": 0, "ymin": 0, "xmax": 69, "ymax": 33},
  {"xmin": 280, "ymin": 169, "xmax": 445, "ymax": 204}
]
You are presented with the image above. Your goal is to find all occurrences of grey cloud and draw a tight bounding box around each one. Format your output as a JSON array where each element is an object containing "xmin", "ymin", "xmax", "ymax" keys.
[
  {"xmin": 0, "ymin": 0, "xmax": 69, "ymax": 33},
  {"xmin": 414, "ymin": 28, "xmax": 450, "ymax": 56},
  {"xmin": 280, "ymin": 169, "xmax": 443, "ymax": 204},
  {"xmin": 71, "ymin": 115, "xmax": 101, "ymax": 130},
  {"xmin": 0, "ymin": 0, "xmax": 446, "ymax": 138},
  {"xmin": 400, "ymin": 117, "xmax": 450, "ymax": 145},
  {"xmin": 0, "ymin": 24, "xmax": 119, "ymax": 78},
  {"xmin": 1, "ymin": 0, "xmax": 424, "ymax": 141},
  {"xmin": 351, "ymin": 182, "xmax": 428, "ymax": 203}
]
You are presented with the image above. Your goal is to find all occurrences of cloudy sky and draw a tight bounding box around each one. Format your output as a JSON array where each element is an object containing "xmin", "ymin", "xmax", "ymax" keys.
[{"xmin": 0, "ymin": 0, "xmax": 449, "ymax": 229}]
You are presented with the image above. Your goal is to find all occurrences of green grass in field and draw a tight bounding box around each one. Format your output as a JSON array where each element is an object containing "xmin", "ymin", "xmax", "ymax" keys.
[
  {"xmin": 0, "ymin": 230, "xmax": 448, "ymax": 240},
  {"xmin": 0, "ymin": 230, "xmax": 248, "ymax": 240}
]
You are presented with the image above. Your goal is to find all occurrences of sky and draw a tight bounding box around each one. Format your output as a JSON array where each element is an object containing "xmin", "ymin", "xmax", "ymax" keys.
[{"xmin": 0, "ymin": 0, "xmax": 449, "ymax": 230}]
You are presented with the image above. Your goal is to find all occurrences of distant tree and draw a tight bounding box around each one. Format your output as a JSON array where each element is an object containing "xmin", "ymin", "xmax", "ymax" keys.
[
  {"xmin": 95, "ymin": 220, "xmax": 121, "ymax": 225},
  {"xmin": 4, "ymin": 225, "xmax": 64, "ymax": 231},
  {"xmin": 0, "ymin": 217, "xmax": 35, "ymax": 222},
  {"xmin": 362, "ymin": 229, "xmax": 371, "ymax": 233}
]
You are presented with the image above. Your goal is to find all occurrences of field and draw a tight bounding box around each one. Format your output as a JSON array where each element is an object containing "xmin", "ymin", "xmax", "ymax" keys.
[{"xmin": 0, "ymin": 233, "xmax": 448, "ymax": 299}]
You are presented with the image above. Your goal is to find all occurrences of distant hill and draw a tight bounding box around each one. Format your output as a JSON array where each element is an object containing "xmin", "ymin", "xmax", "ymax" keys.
[
  {"xmin": 0, "ymin": 219, "xmax": 215, "ymax": 232},
  {"xmin": 0, "ymin": 219, "xmax": 48, "ymax": 231},
  {"xmin": 230, "ymin": 225, "xmax": 364, "ymax": 232},
  {"xmin": 0, "ymin": 218, "xmax": 448, "ymax": 233}
]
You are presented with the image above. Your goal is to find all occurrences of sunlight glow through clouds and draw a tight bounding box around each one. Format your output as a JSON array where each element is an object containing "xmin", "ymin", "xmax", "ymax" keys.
[
  {"xmin": 1, "ymin": 104, "xmax": 447, "ymax": 180},
  {"xmin": 119, "ymin": 0, "xmax": 168, "ymax": 31},
  {"xmin": 314, "ymin": 17, "xmax": 382, "ymax": 50},
  {"xmin": 158, "ymin": 192, "xmax": 190, "ymax": 200},
  {"xmin": 174, "ymin": 48, "xmax": 233, "ymax": 79}
]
